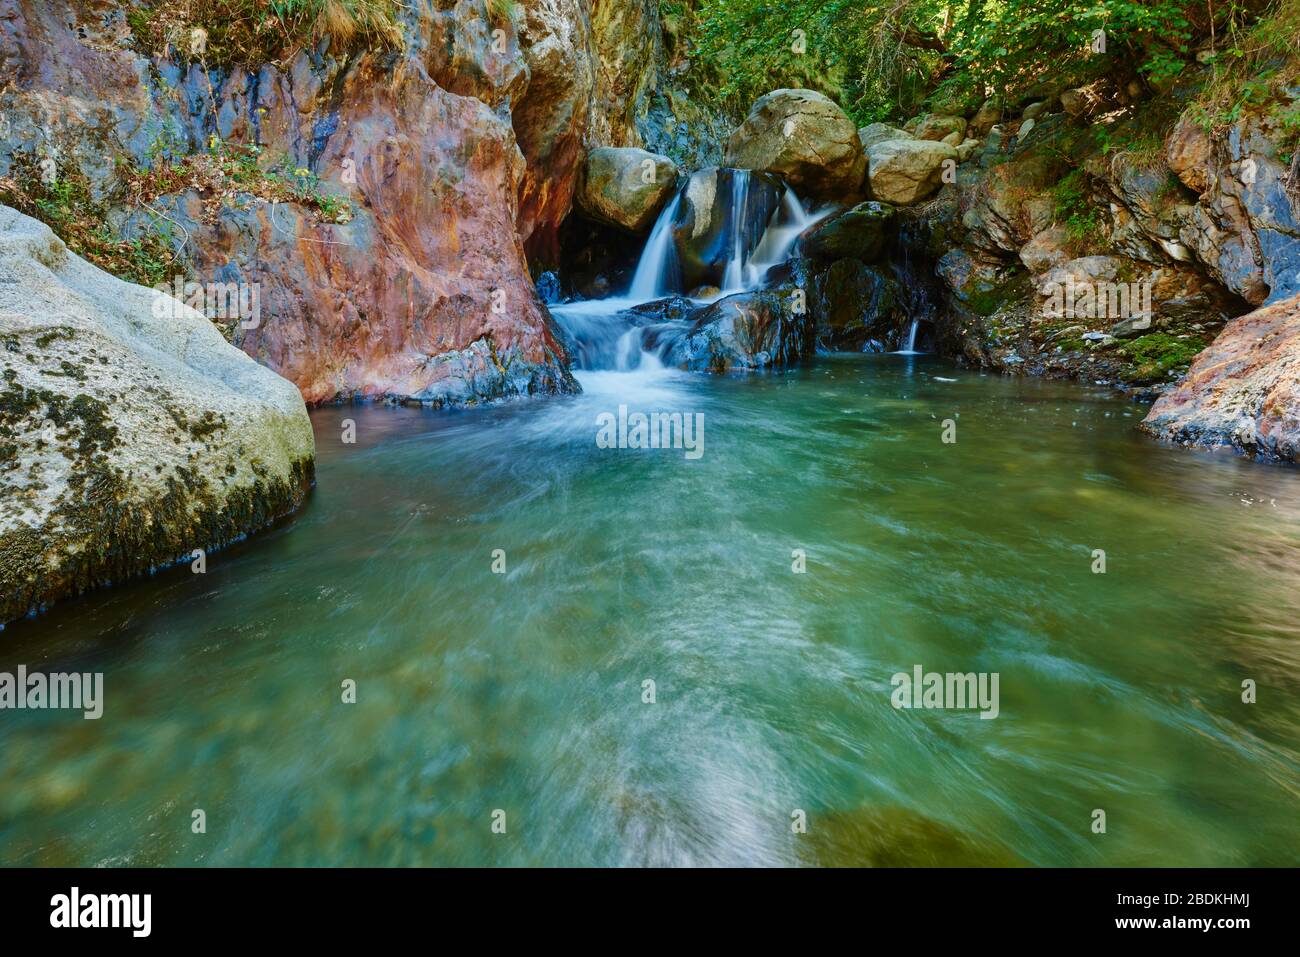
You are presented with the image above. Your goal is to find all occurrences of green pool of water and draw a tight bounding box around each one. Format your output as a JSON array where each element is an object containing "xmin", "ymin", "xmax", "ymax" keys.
[{"xmin": 2, "ymin": 355, "xmax": 1298, "ymax": 866}]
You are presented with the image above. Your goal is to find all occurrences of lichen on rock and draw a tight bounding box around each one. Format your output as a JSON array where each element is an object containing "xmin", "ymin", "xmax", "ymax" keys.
[{"xmin": 0, "ymin": 205, "xmax": 315, "ymax": 624}]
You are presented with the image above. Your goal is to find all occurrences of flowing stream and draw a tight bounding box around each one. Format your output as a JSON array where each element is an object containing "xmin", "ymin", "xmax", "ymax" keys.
[{"xmin": 2, "ymin": 181, "xmax": 1299, "ymax": 867}]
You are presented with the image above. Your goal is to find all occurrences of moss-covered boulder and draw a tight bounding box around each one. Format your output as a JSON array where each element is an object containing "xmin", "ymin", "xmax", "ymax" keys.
[{"xmin": 0, "ymin": 206, "xmax": 315, "ymax": 624}]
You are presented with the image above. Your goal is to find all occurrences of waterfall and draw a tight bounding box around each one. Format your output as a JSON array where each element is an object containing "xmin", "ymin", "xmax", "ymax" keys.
[
  {"xmin": 628, "ymin": 192, "xmax": 682, "ymax": 301},
  {"xmin": 746, "ymin": 188, "xmax": 824, "ymax": 284},
  {"xmin": 555, "ymin": 171, "xmax": 827, "ymax": 374},
  {"xmin": 895, "ymin": 319, "xmax": 922, "ymax": 355},
  {"xmin": 720, "ymin": 170, "xmax": 751, "ymax": 293}
]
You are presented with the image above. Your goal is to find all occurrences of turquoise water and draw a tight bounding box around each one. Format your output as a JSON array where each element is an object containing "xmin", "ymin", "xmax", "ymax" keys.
[{"xmin": 2, "ymin": 354, "xmax": 1298, "ymax": 866}]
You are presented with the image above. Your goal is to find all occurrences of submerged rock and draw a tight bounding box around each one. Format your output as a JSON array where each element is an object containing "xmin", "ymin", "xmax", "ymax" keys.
[
  {"xmin": 1142, "ymin": 292, "xmax": 1300, "ymax": 462},
  {"xmin": 0, "ymin": 206, "xmax": 315, "ymax": 624},
  {"xmin": 801, "ymin": 805, "xmax": 1023, "ymax": 867},
  {"xmin": 575, "ymin": 147, "xmax": 679, "ymax": 233},
  {"xmin": 724, "ymin": 89, "xmax": 867, "ymax": 200}
]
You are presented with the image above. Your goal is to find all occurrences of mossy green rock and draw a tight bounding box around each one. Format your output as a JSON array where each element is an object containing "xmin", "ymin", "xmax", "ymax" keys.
[{"xmin": 0, "ymin": 205, "xmax": 315, "ymax": 624}]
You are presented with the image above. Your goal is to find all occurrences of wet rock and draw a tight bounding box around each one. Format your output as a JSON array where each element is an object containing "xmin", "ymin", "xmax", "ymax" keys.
[
  {"xmin": 724, "ymin": 89, "xmax": 867, "ymax": 200},
  {"xmin": 797, "ymin": 201, "xmax": 895, "ymax": 265},
  {"xmin": 670, "ymin": 167, "xmax": 785, "ymax": 290},
  {"xmin": 801, "ymin": 805, "xmax": 1022, "ymax": 867},
  {"xmin": 664, "ymin": 288, "xmax": 812, "ymax": 371},
  {"xmin": 576, "ymin": 147, "xmax": 679, "ymax": 233},
  {"xmin": 1142, "ymin": 292, "xmax": 1300, "ymax": 462},
  {"xmin": 535, "ymin": 271, "xmax": 563, "ymax": 303},
  {"xmin": 865, "ymin": 140, "xmax": 959, "ymax": 205},
  {"xmin": 810, "ymin": 259, "xmax": 901, "ymax": 350},
  {"xmin": 0, "ymin": 205, "xmax": 315, "ymax": 624}
]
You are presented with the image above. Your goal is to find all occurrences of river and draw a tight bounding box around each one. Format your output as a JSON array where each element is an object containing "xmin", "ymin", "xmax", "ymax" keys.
[{"xmin": 2, "ymin": 352, "xmax": 1298, "ymax": 865}]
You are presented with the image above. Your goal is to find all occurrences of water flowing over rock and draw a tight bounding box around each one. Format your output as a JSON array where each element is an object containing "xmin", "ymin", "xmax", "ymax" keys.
[
  {"xmin": 0, "ymin": 206, "xmax": 315, "ymax": 624},
  {"xmin": 1142, "ymin": 292, "xmax": 1300, "ymax": 463},
  {"xmin": 865, "ymin": 140, "xmax": 959, "ymax": 205},
  {"xmin": 576, "ymin": 147, "xmax": 679, "ymax": 233},
  {"xmin": 670, "ymin": 168, "xmax": 785, "ymax": 291},
  {"xmin": 724, "ymin": 89, "xmax": 867, "ymax": 200}
]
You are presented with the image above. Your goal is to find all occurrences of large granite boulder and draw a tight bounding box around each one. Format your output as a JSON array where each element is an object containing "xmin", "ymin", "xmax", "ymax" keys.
[
  {"xmin": 1142, "ymin": 292, "xmax": 1300, "ymax": 462},
  {"xmin": 576, "ymin": 147, "xmax": 678, "ymax": 233},
  {"xmin": 724, "ymin": 89, "xmax": 867, "ymax": 200},
  {"xmin": 0, "ymin": 206, "xmax": 315, "ymax": 624},
  {"xmin": 913, "ymin": 114, "xmax": 968, "ymax": 143},
  {"xmin": 865, "ymin": 140, "xmax": 959, "ymax": 205}
]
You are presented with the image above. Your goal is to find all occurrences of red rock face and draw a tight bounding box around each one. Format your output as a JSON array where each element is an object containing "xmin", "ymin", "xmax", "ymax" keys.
[
  {"xmin": 0, "ymin": 0, "xmax": 662, "ymax": 405},
  {"xmin": 195, "ymin": 57, "xmax": 575, "ymax": 405},
  {"xmin": 1143, "ymin": 293, "xmax": 1300, "ymax": 462}
]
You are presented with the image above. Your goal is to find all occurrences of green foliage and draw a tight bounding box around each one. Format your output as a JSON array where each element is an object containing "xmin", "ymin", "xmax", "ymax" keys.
[
  {"xmin": 485, "ymin": 0, "xmax": 519, "ymax": 24},
  {"xmin": 127, "ymin": 0, "xmax": 405, "ymax": 66},
  {"xmin": 1182, "ymin": 0, "xmax": 1300, "ymax": 133},
  {"xmin": 1050, "ymin": 170, "xmax": 1100, "ymax": 248},
  {"xmin": 0, "ymin": 153, "xmax": 178, "ymax": 287},
  {"xmin": 1118, "ymin": 332, "xmax": 1204, "ymax": 383},
  {"xmin": 691, "ymin": 0, "xmax": 1210, "ymax": 124}
]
